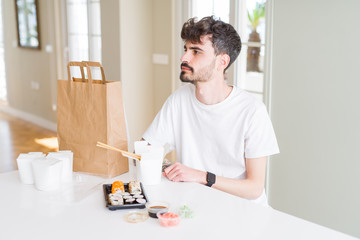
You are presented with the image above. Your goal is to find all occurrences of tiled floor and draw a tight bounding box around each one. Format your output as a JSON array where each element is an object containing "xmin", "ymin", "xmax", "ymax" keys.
[{"xmin": 0, "ymin": 111, "xmax": 58, "ymax": 173}]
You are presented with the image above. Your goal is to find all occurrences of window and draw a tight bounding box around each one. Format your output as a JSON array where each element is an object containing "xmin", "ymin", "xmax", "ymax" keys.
[
  {"xmin": 65, "ymin": 0, "xmax": 102, "ymax": 78},
  {"xmin": 190, "ymin": 0, "xmax": 267, "ymax": 102},
  {"xmin": 192, "ymin": 0, "xmax": 230, "ymax": 23}
]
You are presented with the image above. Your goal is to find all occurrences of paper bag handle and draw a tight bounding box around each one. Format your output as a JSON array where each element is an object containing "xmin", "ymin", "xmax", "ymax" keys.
[
  {"xmin": 82, "ymin": 61, "xmax": 106, "ymax": 84},
  {"xmin": 67, "ymin": 61, "xmax": 92, "ymax": 84}
]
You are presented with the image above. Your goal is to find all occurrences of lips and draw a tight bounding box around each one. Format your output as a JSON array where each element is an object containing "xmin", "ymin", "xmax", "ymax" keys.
[{"xmin": 181, "ymin": 63, "xmax": 193, "ymax": 72}]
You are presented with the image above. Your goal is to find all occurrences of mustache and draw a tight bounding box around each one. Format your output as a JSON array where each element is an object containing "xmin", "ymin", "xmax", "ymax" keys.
[{"xmin": 181, "ymin": 63, "xmax": 193, "ymax": 72}]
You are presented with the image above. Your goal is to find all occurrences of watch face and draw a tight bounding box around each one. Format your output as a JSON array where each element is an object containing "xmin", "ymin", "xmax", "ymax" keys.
[{"xmin": 206, "ymin": 172, "xmax": 216, "ymax": 187}]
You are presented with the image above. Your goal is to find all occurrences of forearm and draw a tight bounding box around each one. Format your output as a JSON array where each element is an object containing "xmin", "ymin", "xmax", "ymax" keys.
[
  {"xmin": 177, "ymin": 169, "xmax": 264, "ymax": 200},
  {"xmin": 198, "ymin": 157, "xmax": 267, "ymax": 200},
  {"xmin": 164, "ymin": 157, "xmax": 267, "ymax": 200},
  {"xmin": 211, "ymin": 176, "xmax": 264, "ymax": 200}
]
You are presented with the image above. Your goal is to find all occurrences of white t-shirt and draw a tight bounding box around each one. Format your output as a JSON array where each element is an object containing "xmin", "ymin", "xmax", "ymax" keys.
[{"xmin": 143, "ymin": 84, "xmax": 279, "ymax": 205}]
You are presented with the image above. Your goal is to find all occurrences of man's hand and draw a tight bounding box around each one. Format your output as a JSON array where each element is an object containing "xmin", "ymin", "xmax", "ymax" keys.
[{"xmin": 163, "ymin": 162, "xmax": 206, "ymax": 184}]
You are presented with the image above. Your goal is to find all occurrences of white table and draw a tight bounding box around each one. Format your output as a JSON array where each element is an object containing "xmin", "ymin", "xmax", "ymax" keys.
[{"xmin": 0, "ymin": 171, "xmax": 357, "ymax": 240}]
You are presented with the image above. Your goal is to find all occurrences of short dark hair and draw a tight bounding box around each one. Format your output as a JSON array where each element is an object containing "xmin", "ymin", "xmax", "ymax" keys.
[{"xmin": 181, "ymin": 16, "xmax": 242, "ymax": 71}]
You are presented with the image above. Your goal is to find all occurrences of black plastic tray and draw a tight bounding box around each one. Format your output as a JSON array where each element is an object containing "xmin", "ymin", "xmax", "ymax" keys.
[{"xmin": 103, "ymin": 182, "xmax": 148, "ymax": 211}]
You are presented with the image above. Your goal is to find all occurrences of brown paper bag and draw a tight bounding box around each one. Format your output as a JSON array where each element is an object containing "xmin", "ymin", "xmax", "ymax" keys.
[{"xmin": 57, "ymin": 61, "xmax": 128, "ymax": 178}]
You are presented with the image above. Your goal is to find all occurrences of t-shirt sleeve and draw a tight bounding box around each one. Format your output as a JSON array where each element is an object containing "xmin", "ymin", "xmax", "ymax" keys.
[
  {"xmin": 244, "ymin": 104, "xmax": 280, "ymax": 159},
  {"xmin": 142, "ymin": 96, "xmax": 175, "ymax": 152}
]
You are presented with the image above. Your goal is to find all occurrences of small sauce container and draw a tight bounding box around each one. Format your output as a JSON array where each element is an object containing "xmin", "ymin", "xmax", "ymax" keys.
[
  {"xmin": 157, "ymin": 211, "xmax": 180, "ymax": 227},
  {"xmin": 145, "ymin": 201, "xmax": 169, "ymax": 218}
]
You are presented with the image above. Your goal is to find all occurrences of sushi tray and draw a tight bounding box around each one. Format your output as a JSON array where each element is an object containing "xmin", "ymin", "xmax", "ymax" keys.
[{"xmin": 103, "ymin": 181, "xmax": 149, "ymax": 211}]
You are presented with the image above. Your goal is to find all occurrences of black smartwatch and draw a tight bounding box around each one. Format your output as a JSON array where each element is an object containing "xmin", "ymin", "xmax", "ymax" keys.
[{"xmin": 206, "ymin": 172, "xmax": 216, "ymax": 187}]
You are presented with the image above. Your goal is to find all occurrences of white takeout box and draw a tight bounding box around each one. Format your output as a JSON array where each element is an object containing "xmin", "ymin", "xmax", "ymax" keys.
[
  {"xmin": 16, "ymin": 152, "xmax": 46, "ymax": 184},
  {"xmin": 32, "ymin": 157, "xmax": 63, "ymax": 191},
  {"xmin": 134, "ymin": 141, "xmax": 164, "ymax": 185},
  {"xmin": 47, "ymin": 151, "xmax": 73, "ymax": 182}
]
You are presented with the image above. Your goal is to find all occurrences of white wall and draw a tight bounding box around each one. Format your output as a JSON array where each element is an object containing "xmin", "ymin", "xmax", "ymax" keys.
[
  {"xmin": 268, "ymin": 0, "xmax": 360, "ymax": 238},
  {"xmin": 119, "ymin": 0, "xmax": 175, "ymax": 150},
  {"xmin": 2, "ymin": 0, "xmax": 58, "ymax": 123},
  {"xmin": 101, "ymin": 0, "xmax": 121, "ymax": 82},
  {"xmin": 119, "ymin": 0, "xmax": 155, "ymax": 150},
  {"xmin": 152, "ymin": 0, "xmax": 173, "ymax": 113}
]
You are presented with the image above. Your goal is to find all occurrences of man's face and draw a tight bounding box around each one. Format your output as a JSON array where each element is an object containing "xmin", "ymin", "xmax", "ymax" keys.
[{"xmin": 180, "ymin": 36, "xmax": 218, "ymax": 84}]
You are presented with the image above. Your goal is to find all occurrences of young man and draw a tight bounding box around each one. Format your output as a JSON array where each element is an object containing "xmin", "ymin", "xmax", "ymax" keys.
[{"xmin": 142, "ymin": 16, "xmax": 279, "ymax": 205}]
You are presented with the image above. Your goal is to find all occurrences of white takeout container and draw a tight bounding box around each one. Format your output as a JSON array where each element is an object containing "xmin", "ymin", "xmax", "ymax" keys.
[
  {"xmin": 16, "ymin": 153, "xmax": 46, "ymax": 184},
  {"xmin": 32, "ymin": 157, "xmax": 63, "ymax": 191},
  {"xmin": 47, "ymin": 151, "xmax": 73, "ymax": 182},
  {"xmin": 134, "ymin": 141, "xmax": 164, "ymax": 185}
]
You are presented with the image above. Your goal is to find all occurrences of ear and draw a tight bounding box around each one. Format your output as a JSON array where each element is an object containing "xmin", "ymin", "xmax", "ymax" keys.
[{"xmin": 217, "ymin": 54, "xmax": 230, "ymax": 71}]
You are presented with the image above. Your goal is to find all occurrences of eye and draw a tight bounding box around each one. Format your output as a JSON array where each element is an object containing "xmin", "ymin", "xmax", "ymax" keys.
[{"xmin": 193, "ymin": 50, "xmax": 199, "ymax": 55}]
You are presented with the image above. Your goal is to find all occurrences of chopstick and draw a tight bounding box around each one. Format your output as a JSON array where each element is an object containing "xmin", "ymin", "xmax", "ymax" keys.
[{"xmin": 96, "ymin": 141, "xmax": 141, "ymax": 161}]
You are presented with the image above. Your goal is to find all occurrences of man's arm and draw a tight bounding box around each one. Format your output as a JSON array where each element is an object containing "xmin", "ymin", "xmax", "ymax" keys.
[{"xmin": 163, "ymin": 156, "xmax": 267, "ymax": 200}]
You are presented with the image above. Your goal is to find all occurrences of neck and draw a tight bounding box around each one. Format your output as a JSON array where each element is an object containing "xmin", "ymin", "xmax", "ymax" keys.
[{"xmin": 194, "ymin": 77, "xmax": 233, "ymax": 105}]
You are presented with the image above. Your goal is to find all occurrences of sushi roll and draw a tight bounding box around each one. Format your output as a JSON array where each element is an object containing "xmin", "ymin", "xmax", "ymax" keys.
[
  {"xmin": 133, "ymin": 194, "xmax": 144, "ymax": 199},
  {"xmin": 109, "ymin": 193, "xmax": 123, "ymax": 205},
  {"xmin": 129, "ymin": 181, "xmax": 141, "ymax": 194},
  {"xmin": 136, "ymin": 198, "xmax": 146, "ymax": 204},
  {"xmin": 123, "ymin": 195, "xmax": 132, "ymax": 200},
  {"xmin": 121, "ymin": 192, "xmax": 130, "ymax": 196},
  {"xmin": 125, "ymin": 198, "xmax": 135, "ymax": 204},
  {"xmin": 111, "ymin": 181, "xmax": 125, "ymax": 193},
  {"xmin": 109, "ymin": 193, "xmax": 122, "ymax": 200},
  {"xmin": 131, "ymin": 191, "xmax": 142, "ymax": 196},
  {"xmin": 112, "ymin": 192, "xmax": 123, "ymax": 197},
  {"xmin": 110, "ymin": 198, "xmax": 123, "ymax": 206}
]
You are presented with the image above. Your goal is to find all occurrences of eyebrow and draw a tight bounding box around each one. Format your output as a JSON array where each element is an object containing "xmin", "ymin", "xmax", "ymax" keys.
[{"xmin": 184, "ymin": 45, "xmax": 204, "ymax": 52}]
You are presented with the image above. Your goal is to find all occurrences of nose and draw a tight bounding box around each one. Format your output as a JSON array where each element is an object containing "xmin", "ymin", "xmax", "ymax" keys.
[{"xmin": 180, "ymin": 51, "xmax": 191, "ymax": 63}]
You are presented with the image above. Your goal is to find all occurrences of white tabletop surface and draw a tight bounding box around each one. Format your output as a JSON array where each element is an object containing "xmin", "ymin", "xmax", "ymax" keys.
[{"xmin": 0, "ymin": 171, "xmax": 357, "ymax": 240}]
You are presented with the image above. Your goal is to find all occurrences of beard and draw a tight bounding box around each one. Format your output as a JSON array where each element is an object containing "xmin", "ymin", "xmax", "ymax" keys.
[{"xmin": 180, "ymin": 60, "xmax": 216, "ymax": 84}]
